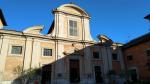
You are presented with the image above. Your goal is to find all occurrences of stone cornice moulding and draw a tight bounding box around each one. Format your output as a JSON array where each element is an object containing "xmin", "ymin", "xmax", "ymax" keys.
[
  {"xmin": 52, "ymin": 3, "xmax": 91, "ymax": 19},
  {"xmin": 53, "ymin": 10, "xmax": 90, "ymax": 19},
  {"xmin": 23, "ymin": 25, "xmax": 44, "ymax": 35},
  {"xmin": 0, "ymin": 29, "xmax": 95, "ymax": 44}
]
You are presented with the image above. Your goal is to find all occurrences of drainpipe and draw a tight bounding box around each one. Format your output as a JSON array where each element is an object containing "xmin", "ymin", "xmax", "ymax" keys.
[
  {"xmin": 22, "ymin": 32, "xmax": 27, "ymax": 72},
  {"xmin": 29, "ymin": 38, "xmax": 34, "ymax": 69}
]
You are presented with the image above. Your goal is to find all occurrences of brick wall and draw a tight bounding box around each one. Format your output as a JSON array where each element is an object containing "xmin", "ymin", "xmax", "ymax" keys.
[{"xmin": 123, "ymin": 41, "xmax": 150, "ymax": 80}]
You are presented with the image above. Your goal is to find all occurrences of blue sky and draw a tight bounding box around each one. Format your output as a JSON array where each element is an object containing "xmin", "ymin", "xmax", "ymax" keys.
[{"xmin": 0, "ymin": 0, "xmax": 150, "ymax": 43}]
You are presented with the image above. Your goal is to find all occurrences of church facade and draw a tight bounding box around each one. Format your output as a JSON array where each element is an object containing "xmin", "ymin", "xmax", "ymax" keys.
[{"xmin": 0, "ymin": 4, "xmax": 124, "ymax": 84}]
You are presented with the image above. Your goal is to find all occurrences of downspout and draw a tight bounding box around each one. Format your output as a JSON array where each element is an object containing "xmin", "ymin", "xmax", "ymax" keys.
[
  {"xmin": 53, "ymin": 12, "xmax": 59, "ymax": 80},
  {"xmin": 30, "ymin": 38, "xmax": 34, "ymax": 69},
  {"xmin": 22, "ymin": 33, "xmax": 27, "ymax": 72},
  {"xmin": 53, "ymin": 12, "xmax": 57, "ymax": 80},
  {"xmin": 56, "ymin": 12, "xmax": 60, "ymax": 78},
  {"xmin": 81, "ymin": 16, "xmax": 86, "ymax": 77}
]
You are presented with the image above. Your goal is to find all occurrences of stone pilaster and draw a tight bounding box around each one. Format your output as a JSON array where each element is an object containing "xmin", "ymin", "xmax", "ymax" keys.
[
  {"xmin": 101, "ymin": 46, "xmax": 113, "ymax": 84},
  {"xmin": 23, "ymin": 38, "xmax": 33, "ymax": 70},
  {"xmin": 0, "ymin": 35, "xmax": 3, "ymax": 54},
  {"xmin": 53, "ymin": 42, "xmax": 69, "ymax": 84},
  {"xmin": 84, "ymin": 45, "xmax": 92, "ymax": 73},
  {"xmin": 23, "ymin": 38, "xmax": 41, "ymax": 70},
  {"xmin": 83, "ymin": 18, "xmax": 93, "ymax": 41},
  {"xmin": 81, "ymin": 44, "xmax": 94, "ymax": 84},
  {"xmin": 55, "ymin": 43, "xmax": 65, "ymax": 73},
  {"xmin": 51, "ymin": 13, "xmax": 59, "ymax": 37},
  {"xmin": 118, "ymin": 48, "xmax": 125, "ymax": 70},
  {"xmin": 31, "ymin": 39, "xmax": 41, "ymax": 68},
  {"xmin": 0, "ymin": 36, "xmax": 9, "ymax": 81},
  {"xmin": 101, "ymin": 47, "xmax": 108, "ymax": 75},
  {"xmin": 106, "ymin": 47, "xmax": 113, "ymax": 70}
]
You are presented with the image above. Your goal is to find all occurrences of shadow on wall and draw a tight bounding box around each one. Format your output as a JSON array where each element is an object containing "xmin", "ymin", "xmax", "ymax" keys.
[
  {"xmin": 11, "ymin": 44, "xmax": 89, "ymax": 84},
  {"xmin": 11, "ymin": 42, "xmax": 104, "ymax": 84},
  {"xmin": 11, "ymin": 39, "xmax": 122, "ymax": 84}
]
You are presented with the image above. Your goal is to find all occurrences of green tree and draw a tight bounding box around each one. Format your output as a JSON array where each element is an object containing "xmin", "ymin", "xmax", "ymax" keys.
[{"xmin": 13, "ymin": 65, "xmax": 41, "ymax": 84}]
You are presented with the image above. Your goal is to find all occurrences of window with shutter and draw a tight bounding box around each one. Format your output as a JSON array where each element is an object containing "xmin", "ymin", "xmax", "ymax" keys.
[{"xmin": 69, "ymin": 20, "xmax": 77, "ymax": 36}]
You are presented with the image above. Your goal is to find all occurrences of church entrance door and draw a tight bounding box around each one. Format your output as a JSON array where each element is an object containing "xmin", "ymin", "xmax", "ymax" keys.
[{"xmin": 69, "ymin": 59, "xmax": 80, "ymax": 83}]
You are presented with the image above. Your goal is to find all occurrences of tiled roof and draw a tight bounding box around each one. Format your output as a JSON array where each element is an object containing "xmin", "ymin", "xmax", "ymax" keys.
[{"xmin": 123, "ymin": 32, "xmax": 150, "ymax": 49}]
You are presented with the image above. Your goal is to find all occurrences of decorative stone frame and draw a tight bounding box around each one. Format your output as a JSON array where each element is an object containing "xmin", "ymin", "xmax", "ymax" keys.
[
  {"xmin": 8, "ymin": 44, "xmax": 24, "ymax": 56},
  {"xmin": 67, "ymin": 16, "xmax": 79, "ymax": 38},
  {"xmin": 41, "ymin": 47, "xmax": 53, "ymax": 57}
]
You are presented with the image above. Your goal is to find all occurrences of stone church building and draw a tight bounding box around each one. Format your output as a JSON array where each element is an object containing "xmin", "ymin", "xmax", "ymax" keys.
[{"xmin": 0, "ymin": 4, "xmax": 125, "ymax": 84}]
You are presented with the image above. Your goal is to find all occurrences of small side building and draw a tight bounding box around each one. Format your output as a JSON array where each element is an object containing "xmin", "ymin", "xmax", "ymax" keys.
[{"xmin": 123, "ymin": 33, "xmax": 150, "ymax": 81}]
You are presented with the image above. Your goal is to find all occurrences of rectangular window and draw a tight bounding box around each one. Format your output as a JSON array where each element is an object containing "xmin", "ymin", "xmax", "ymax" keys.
[
  {"xmin": 146, "ymin": 50, "xmax": 150, "ymax": 56},
  {"xmin": 69, "ymin": 20, "xmax": 77, "ymax": 36},
  {"xmin": 43, "ymin": 48, "xmax": 52, "ymax": 56},
  {"xmin": 127, "ymin": 55, "xmax": 133, "ymax": 61},
  {"xmin": 93, "ymin": 52, "xmax": 99, "ymax": 59},
  {"xmin": 112, "ymin": 53, "xmax": 118, "ymax": 60},
  {"xmin": 11, "ymin": 46, "xmax": 22, "ymax": 54}
]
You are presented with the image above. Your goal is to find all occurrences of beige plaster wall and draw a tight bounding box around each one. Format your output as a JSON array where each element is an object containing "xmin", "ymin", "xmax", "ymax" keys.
[
  {"xmin": 58, "ymin": 7, "xmax": 82, "ymax": 16},
  {"xmin": 4, "ymin": 57, "xmax": 23, "ymax": 81},
  {"xmin": 51, "ymin": 8, "xmax": 93, "ymax": 41},
  {"xmin": 40, "ymin": 41, "xmax": 55, "ymax": 64},
  {"xmin": 2, "ymin": 37, "xmax": 56, "ymax": 81},
  {"xmin": 59, "ymin": 13, "xmax": 83, "ymax": 40},
  {"xmin": 3, "ymin": 38, "xmax": 25, "ymax": 81}
]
